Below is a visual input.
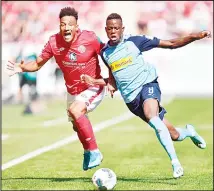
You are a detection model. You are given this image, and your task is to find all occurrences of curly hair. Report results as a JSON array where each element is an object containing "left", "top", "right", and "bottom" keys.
[
  {"left": 59, "top": 7, "right": 78, "bottom": 20},
  {"left": 106, "top": 13, "right": 122, "bottom": 22}
]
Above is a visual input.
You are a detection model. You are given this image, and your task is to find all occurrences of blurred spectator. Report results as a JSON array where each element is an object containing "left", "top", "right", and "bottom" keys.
[
  {"left": 137, "top": 21, "right": 149, "bottom": 35},
  {"left": 2, "top": 1, "right": 212, "bottom": 103},
  {"left": 136, "top": 1, "right": 213, "bottom": 40},
  {"left": 15, "top": 48, "right": 39, "bottom": 114},
  {"left": 3, "top": 1, "right": 212, "bottom": 43},
  {"left": 2, "top": 1, "right": 105, "bottom": 43}
]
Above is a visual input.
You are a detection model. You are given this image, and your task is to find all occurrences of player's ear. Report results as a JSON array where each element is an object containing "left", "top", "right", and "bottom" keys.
[
  {"left": 122, "top": 26, "right": 125, "bottom": 32},
  {"left": 76, "top": 24, "right": 79, "bottom": 31}
]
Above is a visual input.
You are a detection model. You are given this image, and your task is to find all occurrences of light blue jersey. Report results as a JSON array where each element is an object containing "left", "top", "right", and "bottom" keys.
[{"left": 100, "top": 35, "right": 160, "bottom": 103}]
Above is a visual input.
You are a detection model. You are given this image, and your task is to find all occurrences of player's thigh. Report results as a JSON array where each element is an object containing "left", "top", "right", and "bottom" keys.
[
  {"left": 67, "top": 95, "right": 87, "bottom": 121},
  {"left": 141, "top": 80, "right": 166, "bottom": 120},
  {"left": 79, "top": 86, "right": 106, "bottom": 113},
  {"left": 67, "top": 86, "right": 105, "bottom": 122},
  {"left": 19, "top": 75, "right": 27, "bottom": 89},
  {"left": 126, "top": 92, "right": 148, "bottom": 122}
]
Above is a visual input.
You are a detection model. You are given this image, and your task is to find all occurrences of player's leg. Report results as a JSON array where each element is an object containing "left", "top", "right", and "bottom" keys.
[
  {"left": 67, "top": 86, "right": 105, "bottom": 170},
  {"left": 163, "top": 118, "right": 206, "bottom": 149},
  {"left": 68, "top": 100, "right": 98, "bottom": 150},
  {"left": 23, "top": 79, "right": 38, "bottom": 115},
  {"left": 17, "top": 74, "right": 25, "bottom": 103},
  {"left": 163, "top": 118, "right": 179, "bottom": 140},
  {"left": 142, "top": 80, "right": 183, "bottom": 178},
  {"left": 20, "top": 76, "right": 34, "bottom": 115},
  {"left": 68, "top": 99, "right": 102, "bottom": 171}
]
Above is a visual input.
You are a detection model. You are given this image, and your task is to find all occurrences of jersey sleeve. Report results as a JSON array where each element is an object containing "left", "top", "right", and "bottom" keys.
[
  {"left": 94, "top": 35, "right": 105, "bottom": 55},
  {"left": 127, "top": 35, "right": 160, "bottom": 52},
  {"left": 39, "top": 40, "right": 53, "bottom": 60},
  {"left": 100, "top": 49, "right": 111, "bottom": 70}
]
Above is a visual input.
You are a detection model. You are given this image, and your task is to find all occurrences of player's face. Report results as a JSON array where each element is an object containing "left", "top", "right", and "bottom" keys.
[
  {"left": 60, "top": 16, "right": 78, "bottom": 43},
  {"left": 105, "top": 19, "right": 124, "bottom": 45}
]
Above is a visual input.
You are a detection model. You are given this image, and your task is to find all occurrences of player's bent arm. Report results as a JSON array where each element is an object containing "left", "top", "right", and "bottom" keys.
[
  {"left": 81, "top": 73, "right": 117, "bottom": 90},
  {"left": 20, "top": 56, "right": 49, "bottom": 72},
  {"left": 108, "top": 70, "right": 117, "bottom": 90},
  {"left": 92, "top": 78, "right": 108, "bottom": 86},
  {"left": 158, "top": 30, "right": 211, "bottom": 49},
  {"left": 81, "top": 74, "right": 107, "bottom": 86}
]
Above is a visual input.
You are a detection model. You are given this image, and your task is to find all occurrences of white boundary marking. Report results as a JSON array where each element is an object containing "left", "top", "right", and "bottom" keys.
[
  {"left": 2, "top": 96, "right": 175, "bottom": 171},
  {"left": 41, "top": 96, "right": 175, "bottom": 128},
  {"left": 2, "top": 134, "right": 9, "bottom": 140},
  {"left": 2, "top": 112, "right": 135, "bottom": 171},
  {"left": 42, "top": 117, "right": 67, "bottom": 127}
]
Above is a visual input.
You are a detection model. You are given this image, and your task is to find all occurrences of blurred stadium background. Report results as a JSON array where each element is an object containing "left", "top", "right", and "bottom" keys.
[
  {"left": 2, "top": 1, "right": 213, "bottom": 103},
  {"left": 2, "top": 1, "right": 213, "bottom": 190}
]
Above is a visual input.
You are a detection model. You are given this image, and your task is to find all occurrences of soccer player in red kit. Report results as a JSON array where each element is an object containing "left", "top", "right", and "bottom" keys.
[{"left": 7, "top": 7, "right": 105, "bottom": 171}]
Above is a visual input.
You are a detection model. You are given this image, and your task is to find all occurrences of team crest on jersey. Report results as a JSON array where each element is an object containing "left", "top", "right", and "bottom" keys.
[
  {"left": 59, "top": 47, "right": 65, "bottom": 51},
  {"left": 78, "top": 45, "right": 86, "bottom": 53},
  {"left": 69, "top": 52, "right": 77, "bottom": 61}
]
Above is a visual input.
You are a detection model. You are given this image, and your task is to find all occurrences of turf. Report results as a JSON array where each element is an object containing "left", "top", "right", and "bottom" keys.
[{"left": 2, "top": 97, "right": 213, "bottom": 190}]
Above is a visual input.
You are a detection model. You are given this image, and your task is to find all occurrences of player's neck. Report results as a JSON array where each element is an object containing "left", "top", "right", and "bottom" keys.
[
  {"left": 63, "top": 33, "right": 78, "bottom": 46},
  {"left": 109, "top": 40, "right": 120, "bottom": 46},
  {"left": 68, "top": 35, "right": 78, "bottom": 45},
  {"left": 109, "top": 35, "right": 123, "bottom": 46}
]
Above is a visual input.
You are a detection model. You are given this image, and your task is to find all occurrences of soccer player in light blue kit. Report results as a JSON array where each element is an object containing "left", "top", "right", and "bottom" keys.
[{"left": 81, "top": 13, "right": 211, "bottom": 178}]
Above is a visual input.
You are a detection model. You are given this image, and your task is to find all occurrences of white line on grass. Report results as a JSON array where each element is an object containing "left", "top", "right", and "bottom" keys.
[
  {"left": 2, "top": 112, "right": 135, "bottom": 171},
  {"left": 42, "top": 117, "right": 67, "bottom": 127},
  {"left": 2, "top": 134, "right": 9, "bottom": 140},
  {"left": 41, "top": 95, "right": 175, "bottom": 128},
  {"left": 2, "top": 96, "right": 175, "bottom": 170}
]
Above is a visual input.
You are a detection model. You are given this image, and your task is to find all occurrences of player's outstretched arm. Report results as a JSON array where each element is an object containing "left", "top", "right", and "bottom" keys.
[
  {"left": 7, "top": 57, "right": 48, "bottom": 77},
  {"left": 158, "top": 30, "right": 211, "bottom": 49}
]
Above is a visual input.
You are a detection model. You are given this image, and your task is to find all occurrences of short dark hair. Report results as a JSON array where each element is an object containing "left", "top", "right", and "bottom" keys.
[
  {"left": 106, "top": 13, "right": 122, "bottom": 22},
  {"left": 59, "top": 7, "right": 78, "bottom": 20}
]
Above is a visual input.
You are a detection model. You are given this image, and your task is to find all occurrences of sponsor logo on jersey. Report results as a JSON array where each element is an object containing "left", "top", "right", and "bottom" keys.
[
  {"left": 110, "top": 57, "right": 133, "bottom": 72},
  {"left": 78, "top": 45, "right": 86, "bottom": 53}
]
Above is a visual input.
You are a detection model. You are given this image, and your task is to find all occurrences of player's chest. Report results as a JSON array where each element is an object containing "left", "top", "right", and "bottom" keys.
[
  {"left": 54, "top": 43, "right": 96, "bottom": 65},
  {"left": 104, "top": 43, "right": 138, "bottom": 72}
]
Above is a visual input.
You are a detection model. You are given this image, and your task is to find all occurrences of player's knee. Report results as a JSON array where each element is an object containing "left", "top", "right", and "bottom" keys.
[
  {"left": 68, "top": 107, "right": 80, "bottom": 120},
  {"left": 68, "top": 102, "right": 86, "bottom": 120},
  {"left": 170, "top": 130, "right": 180, "bottom": 141},
  {"left": 70, "top": 121, "right": 78, "bottom": 132},
  {"left": 143, "top": 99, "right": 159, "bottom": 122},
  {"left": 72, "top": 123, "right": 78, "bottom": 132}
]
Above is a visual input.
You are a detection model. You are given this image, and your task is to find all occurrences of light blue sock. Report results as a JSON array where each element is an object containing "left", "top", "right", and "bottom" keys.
[
  {"left": 149, "top": 116, "right": 178, "bottom": 161},
  {"left": 175, "top": 127, "right": 192, "bottom": 141}
]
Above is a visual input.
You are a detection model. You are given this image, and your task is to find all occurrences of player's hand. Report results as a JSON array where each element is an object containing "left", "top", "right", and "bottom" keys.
[
  {"left": 197, "top": 30, "right": 212, "bottom": 39},
  {"left": 7, "top": 60, "right": 24, "bottom": 77},
  {"left": 107, "top": 83, "right": 116, "bottom": 98},
  {"left": 80, "top": 74, "right": 95, "bottom": 85}
]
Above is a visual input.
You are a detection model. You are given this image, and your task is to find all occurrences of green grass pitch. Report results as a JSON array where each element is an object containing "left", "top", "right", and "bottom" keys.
[{"left": 2, "top": 96, "right": 213, "bottom": 190}]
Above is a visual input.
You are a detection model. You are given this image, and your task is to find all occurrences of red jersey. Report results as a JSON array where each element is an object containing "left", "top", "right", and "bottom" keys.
[{"left": 39, "top": 30, "right": 105, "bottom": 95}]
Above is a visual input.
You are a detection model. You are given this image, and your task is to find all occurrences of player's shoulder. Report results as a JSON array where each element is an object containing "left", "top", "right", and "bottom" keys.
[
  {"left": 124, "top": 34, "right": 158, "bottom": 46},
  {"left": 48, "top": 33, "right": 59, "bottom": 40},
  {"left": 126, "top": 34, "right": 156, "bottom": 41},
  {"left": 124, "top": 34, "right": 145, "bottom": 40},
  {"left": 80, "top": 30, "right": 97, "bottom": 39},
  {"left": 100, "top": 43, "right": 108, "bottom": 53},
  {"left": 46, "top": 33, "right": 64, "bottom": 49}
]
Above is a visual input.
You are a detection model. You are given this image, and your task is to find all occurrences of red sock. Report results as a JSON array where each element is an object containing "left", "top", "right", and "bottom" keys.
[
  {"left": 75, "top": 115, "right": 98, "bottom": 150},
  {"left": 76, "top": 131, "right": 84, "bottom": 145}
]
